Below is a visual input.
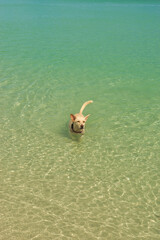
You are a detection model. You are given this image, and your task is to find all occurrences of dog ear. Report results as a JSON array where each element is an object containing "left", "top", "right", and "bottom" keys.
[
  {"left": 85, "top": 114, "right": 90, "bottom": 121},
  {"left": 70, "top": 114, "right": 76, "bottom": 121}
]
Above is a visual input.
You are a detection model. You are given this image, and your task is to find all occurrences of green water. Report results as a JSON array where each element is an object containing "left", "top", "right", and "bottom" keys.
[{"left": 0, "top": 0, "right": 160, "bottom": 239}]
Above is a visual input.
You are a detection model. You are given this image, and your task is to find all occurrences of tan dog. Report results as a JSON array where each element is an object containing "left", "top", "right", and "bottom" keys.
[{"left": 69, "top": 100, "right": 93, "bottom": 135}]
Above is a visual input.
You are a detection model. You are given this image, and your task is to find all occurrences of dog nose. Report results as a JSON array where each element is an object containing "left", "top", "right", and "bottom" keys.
[{"left": 80, "top": 125, "right": 83, "bottom": 129}]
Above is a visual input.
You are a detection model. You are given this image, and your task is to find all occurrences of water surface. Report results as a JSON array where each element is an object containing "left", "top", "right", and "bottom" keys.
[{"left": 0, "top": 0, "right": 160, "bottom": 239}]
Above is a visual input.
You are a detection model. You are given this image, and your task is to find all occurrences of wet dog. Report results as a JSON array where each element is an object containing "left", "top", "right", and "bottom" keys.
[{"left": 69, "top": 100, "right": 93, "bottom": 135}]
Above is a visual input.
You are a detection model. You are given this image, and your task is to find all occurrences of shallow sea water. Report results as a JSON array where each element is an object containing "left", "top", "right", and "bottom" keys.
[{"left": 0, "top": 0, "right": 160, "bottom": 239}]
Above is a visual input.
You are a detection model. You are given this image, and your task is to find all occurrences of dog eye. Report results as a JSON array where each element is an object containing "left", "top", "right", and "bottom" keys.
[
  {"left": 83, "top": 121, "right": 85, "bottom": 123},
  {"left": 77, "top": 121, "right": 80, "bottom": 123}
]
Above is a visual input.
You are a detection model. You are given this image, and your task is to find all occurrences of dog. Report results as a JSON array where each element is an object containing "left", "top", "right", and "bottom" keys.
[{"left": 69, "top": 100, "right": 93, "bottom": 135}]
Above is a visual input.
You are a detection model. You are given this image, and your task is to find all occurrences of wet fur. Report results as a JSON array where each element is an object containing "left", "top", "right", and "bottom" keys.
[{"left": 69, "top": 100, "right": 93, "bottom": 135}]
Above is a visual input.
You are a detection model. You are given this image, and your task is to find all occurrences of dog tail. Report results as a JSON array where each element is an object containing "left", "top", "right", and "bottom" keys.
[{"left": 79, "top": 100, "right": 93, "bottom": 114}]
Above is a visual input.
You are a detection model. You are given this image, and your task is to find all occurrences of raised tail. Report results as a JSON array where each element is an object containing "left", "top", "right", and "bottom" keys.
[{"left": 79, "top": 100, "right": 93, "bottom": 114}]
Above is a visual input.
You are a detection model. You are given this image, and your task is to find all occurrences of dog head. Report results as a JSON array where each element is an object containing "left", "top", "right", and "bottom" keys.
[{"left": 70, "top": 113, "right": 90, "bottom": 132}]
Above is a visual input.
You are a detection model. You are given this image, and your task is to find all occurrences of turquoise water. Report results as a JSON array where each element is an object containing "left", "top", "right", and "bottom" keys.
[{"left": 0, "top": 0, "right": 160, "bottom": 239}]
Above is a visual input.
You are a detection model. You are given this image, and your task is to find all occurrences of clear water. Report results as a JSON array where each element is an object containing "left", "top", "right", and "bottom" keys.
[{"left": 0, "top": 0, "right": 160, "bottom": 239}]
